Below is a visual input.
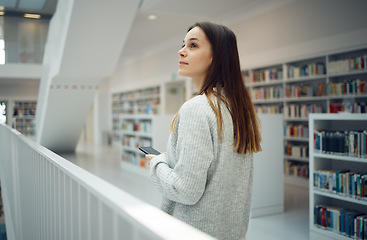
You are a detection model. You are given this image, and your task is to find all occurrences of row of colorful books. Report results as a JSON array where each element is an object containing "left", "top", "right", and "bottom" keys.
[
  {"left": 250, "top": 86, "right": 283, "bottom": 100},
  {"left": 285, "top": 84, "right": 313, "bottom": 98},
  {"left": 122, "top": 136, "right": 136, "bottom": 148},
  {"left": 120, "top": 98, "right": 160, "bottom": 109},
  {"left": 13, "top": 107, "right": 36, "bottom": 116},
  {"left": 122, "top": 120, "right": 152, "bottom": 133},
  {"left": 285, "top": 124, "right": 309, "bottom": 138},
  {"left": 286, "top": 79, "right": 366, "bottom": 98},
  {"left": 14, "top": 101, "right": 37, "bottom": 108},
  {"left": 313, "top": 170, "right": 367, "bottom": 199},
  {"left": 285, "top": 143, "right": 308, "bottom": 158},
  {"left": 118, "top": 87, "right": 160, "bottom": 100},
  {"left": 314, "top": 130, "right": 367, "bottom": 157},
  {"left": 314, "top": 205, "right": 367, "bottom": 239},
  {"left": 329, "top": 102, "right": 367, "bottom": 114},
  {"left": 287, "top": 62, "right": 326, "bottom": 78},
  {"left": 249, "top": 79, "right": 366, "bottom": 98},
  {"left": 284, "top": 103, "right": 323, "bottom": 119},
  {"left": 284, "top": 161, "right": 309, "bottom": 178},
  {"left": 122, "top": 136, "right": 152, "bottom": 148},
  {"left": 328, "top": 55, "right": 366, "bottom": 74},
  {"left": 14, "top": 126, "right": 35, "bottom": 135},
  {"left": 251, "top": 82, "right": 326, "bottom": 98},
  {"left": 328, "top": 79, "right": 366, "bottom": 96},
  {"left": 255, "top": 105, "right": 283, "bottom": 114},
  {"left": 250, "top": 68, "right": 283, "bottom": 83}
]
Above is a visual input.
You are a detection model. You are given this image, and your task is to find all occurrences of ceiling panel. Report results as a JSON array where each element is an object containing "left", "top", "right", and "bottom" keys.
[
  {"left": 0, "top": 0, "right": 16, "bottom": 8},
  {"left": 19, "top": 0, "right": 46, "bottom": 10}
]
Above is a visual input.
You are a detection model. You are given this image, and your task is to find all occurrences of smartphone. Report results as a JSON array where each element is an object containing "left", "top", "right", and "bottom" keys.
[{"left": 138, "top": 147, "right": 161, "bottom": 155}]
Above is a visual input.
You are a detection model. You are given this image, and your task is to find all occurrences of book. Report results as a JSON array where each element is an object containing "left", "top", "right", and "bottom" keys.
[
  {"left": 315, "top": 205, "right": 367, "bottom": 238},
  {"left": 313, "top": 130, "right": 367, "bottom": 157}
]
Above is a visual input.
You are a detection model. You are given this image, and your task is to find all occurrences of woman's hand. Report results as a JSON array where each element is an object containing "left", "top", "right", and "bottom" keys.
[
  {"left": 145, "top": 152, "right": 167, "bottom": 161},
  {"left": 145, "top": 154, "right": 157, "bottom": 161}
]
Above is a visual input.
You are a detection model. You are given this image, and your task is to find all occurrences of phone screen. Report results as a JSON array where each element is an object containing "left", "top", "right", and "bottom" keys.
[{"left": 139, "top": 147, "right": 161, "bottom": 155}]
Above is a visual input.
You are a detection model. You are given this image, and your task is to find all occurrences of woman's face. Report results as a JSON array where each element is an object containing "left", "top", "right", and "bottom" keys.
[{"left": 178, "top": 27, "right": 212, "bottom": 88}]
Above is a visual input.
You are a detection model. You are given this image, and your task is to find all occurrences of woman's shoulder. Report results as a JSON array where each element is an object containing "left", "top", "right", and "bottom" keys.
[{"left": 180, "top": 94, "right": 210, "bottom": 113}]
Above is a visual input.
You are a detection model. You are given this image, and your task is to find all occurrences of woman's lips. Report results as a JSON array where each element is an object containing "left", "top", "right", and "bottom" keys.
[{"left": 179, "top": 61, "right": 188, "bottom": 65}]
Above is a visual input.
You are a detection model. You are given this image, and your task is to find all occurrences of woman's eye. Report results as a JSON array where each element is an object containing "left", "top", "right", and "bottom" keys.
[{"left": 180, "top": 43, "right": 197, "bottom": 49}]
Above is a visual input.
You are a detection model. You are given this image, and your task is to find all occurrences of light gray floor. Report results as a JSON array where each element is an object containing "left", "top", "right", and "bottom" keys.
[{"left": 62, "top": 143, "right": 310, "bottom": 240}]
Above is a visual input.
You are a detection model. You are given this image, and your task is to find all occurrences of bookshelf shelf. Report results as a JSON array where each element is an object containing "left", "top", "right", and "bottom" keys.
[
  {"left": 313, "top": 189, "right": 367, "bottom": 206},
  {"left": 310, "top": 226, "right": 352, "bottom": 240},
  {"left": 284, "top": 155, "right": 309, "bottom": 163},
  {"left": 309, "top": 113, "right": 367, "bottom": 239},
  {"left": 122, "top": 130, "right": 153, "bottom": 138},
  {"left": 284, "top": 117, "right": 309, "bottom": 122},
  {"left": 328, "top": 69, "right": 367, "bottom": 78},
  {"left": 284, "top": 74, "right": 327, "bottom": 83},
  {"left": 313, "top": 152, "right": 367, "bottom": 163},
  {"left": 246, "top": 80, "right": 283, "bottom": 87},
  {"left": 243, "top": 46, "right": 367, "bottom": 189},
  {"left": 327, "top": 93, "right": 367, "bottom": 100},
  {"left": 253, "top": 99, "right": 284, "bottom": 104},
  {"left": 284, "top": 136, "right": 309, "bottom": 142},
  {"left": 284, "top": 96, "right": 328, "bottom": 102}
]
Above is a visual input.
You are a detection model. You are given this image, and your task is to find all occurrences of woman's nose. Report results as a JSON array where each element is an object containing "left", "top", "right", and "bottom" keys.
[{"left": 178, "top": 47, "right": 186, "bottom": 57}]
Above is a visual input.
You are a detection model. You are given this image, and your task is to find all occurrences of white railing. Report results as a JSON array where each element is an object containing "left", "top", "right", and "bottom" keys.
[{"left": 0, "top": 123, "right": 214, "bottom": 240}]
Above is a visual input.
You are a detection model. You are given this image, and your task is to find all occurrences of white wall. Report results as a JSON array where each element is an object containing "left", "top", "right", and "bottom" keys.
[
  {"left": 232, "top": 0, "right": 367, "bottom": 68},
  {"left": 108, "top": 45, "right": 179, "bottom": 93},
  {"left": 94, "top": 78, "right": 111, "bottom": 144},
  {"left": 0, "top": 83, "right": 38, "bottom": 100}
]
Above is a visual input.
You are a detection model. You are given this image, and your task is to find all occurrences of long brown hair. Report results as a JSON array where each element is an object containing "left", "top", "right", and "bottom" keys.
[{"left": 171, "top": 22, "right": 262, "bottom": 154}]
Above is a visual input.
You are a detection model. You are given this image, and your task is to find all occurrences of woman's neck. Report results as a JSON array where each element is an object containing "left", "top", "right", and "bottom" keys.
[{"left": 192, "top": 77, "right": 204, "bottom": 90}]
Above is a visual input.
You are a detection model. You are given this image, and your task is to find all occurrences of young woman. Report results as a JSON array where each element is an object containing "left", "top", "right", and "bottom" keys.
[{"left": 146, "top": 22, "right": 262, "bottom": 240}]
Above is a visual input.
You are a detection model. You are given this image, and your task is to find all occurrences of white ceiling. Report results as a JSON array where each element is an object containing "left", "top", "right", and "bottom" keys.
[
  {"left": 0, "top": 0, "right": 291, "bottom": 64},
  {"left": 0, "top": 0, "right": 295, "bottom": 81},
  {"left": 120, "top": 0, "right": 272, "bottom": 62}
]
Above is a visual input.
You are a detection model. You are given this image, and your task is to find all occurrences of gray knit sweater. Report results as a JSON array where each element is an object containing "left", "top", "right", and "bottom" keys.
[{"left": 150, "top": 94, "right": 254, "bottom": 240}]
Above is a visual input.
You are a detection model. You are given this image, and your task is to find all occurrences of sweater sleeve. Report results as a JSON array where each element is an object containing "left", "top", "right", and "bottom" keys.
[{"left": 150, "top": 99, "right": 214, "bottom": 205}]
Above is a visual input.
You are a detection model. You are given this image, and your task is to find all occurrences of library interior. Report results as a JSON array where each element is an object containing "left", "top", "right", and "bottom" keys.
[{"left": 0, "top": 0, "right": 367, "bottom": 239}]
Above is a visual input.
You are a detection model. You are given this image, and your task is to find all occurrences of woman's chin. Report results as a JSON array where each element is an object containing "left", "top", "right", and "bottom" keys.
[{"left": 177, "top": 70, "right": 189, "bottom": 77}]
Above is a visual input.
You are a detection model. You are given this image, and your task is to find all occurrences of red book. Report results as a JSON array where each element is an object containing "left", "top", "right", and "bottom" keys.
[{"left": 360, "top": 81, "right": 365, "bottom": 93}]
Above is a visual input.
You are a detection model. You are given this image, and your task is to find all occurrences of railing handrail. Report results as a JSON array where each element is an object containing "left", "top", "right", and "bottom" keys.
[{"left": 0, "top": 123, "right": 215, "bottom": 240}]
